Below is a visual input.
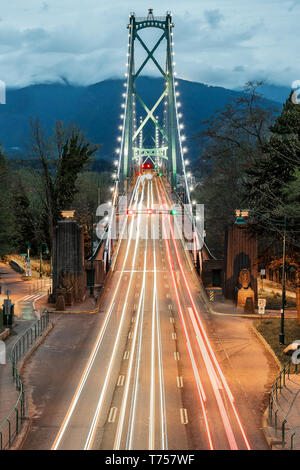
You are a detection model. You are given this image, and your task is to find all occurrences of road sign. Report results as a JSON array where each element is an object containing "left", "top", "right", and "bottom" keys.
[
  {"left": 258, "top": 306, "right": 265, "bottom": 315},
  {"left": 258, "top": 298, "right": 266, "bottom": 308}
]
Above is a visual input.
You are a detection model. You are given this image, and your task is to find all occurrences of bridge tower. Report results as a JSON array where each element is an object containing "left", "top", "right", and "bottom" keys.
[{"left": 116, "top": 9, "right": 191, "bottom": 201}]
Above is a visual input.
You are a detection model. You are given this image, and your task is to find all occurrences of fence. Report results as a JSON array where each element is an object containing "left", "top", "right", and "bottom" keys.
[
  {"left": 267, "top": 358, "right": 300, "bottom": 449},
  {"left": 0, "top": 311, "right": 50, "bottom": 450}
]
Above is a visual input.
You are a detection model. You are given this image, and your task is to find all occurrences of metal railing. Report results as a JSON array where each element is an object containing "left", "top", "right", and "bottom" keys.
[
  {"left": 0, "top": 311, "right": 50, "bottom": 450},
  {"left": 268, "top": 358, "right": 300, "bottom": 449}
]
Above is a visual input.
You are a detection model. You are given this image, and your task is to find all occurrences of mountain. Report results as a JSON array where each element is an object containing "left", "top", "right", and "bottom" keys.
[
  {"left": 0, "top": 77, "right": 280, "bottom": 162},
  {"left": 235, "top": 83, "right": 291, "bottom": 104}
]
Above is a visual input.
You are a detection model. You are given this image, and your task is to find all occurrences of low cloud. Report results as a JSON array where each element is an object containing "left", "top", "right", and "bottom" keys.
[
  {"left": 204, "top": 9, "right": 224, "bottom": 28},
  {"left": 0, "top": 0, "right": 298, "bottom": 89}
]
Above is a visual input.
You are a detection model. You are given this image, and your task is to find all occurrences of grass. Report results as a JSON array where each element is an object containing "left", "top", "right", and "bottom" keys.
[
  {"left": 1, "top": 254, "right": 51, "bottom": 277},
  {"left": 254, "top": 318, "right": 300, "bottom": 365},
  {"left": 258, "top": 290, "right": 296, "bottom": 310}
]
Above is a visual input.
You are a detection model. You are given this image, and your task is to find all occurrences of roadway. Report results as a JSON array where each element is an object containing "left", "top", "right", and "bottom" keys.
[{"left": 51, "top": 173, "right": 251, "bottom": 450}]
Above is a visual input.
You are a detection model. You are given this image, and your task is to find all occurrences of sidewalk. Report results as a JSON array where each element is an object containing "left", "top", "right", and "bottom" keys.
[
  {"left": 0, "top": 262, "right": 50, "bottom": 317},
  {"left": 0, "top": 318, "right": 33, "bottom": 422},
  {"left": 34, "top": 288, "right": 100, "bottom": 314}
]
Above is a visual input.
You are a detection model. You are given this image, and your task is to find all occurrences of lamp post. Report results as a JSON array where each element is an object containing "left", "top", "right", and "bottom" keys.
[
  {"left": 39, "top": 242, "right": 49, "bottom": 279},
  {"left": 90, "top": 216, "right": 95, "bottom": 296},
  {"left": 235, "top": 209, "right": 287, "bottom": 344}
]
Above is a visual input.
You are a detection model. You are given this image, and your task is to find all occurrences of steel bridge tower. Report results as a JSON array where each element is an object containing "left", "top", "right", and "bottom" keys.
[{"left": 116, "top": 9, "right": 191, "bottom": 202}]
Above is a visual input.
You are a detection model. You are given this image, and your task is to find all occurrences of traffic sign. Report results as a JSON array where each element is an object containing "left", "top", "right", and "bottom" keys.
[{"left": 258, "top": 298, "right": 266, "bottom": 308}]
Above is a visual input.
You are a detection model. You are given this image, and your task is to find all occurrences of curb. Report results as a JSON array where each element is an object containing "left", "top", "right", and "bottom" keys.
[
  {"left": 50, "top": 270, "right": 114, "bottom": 315},
  {"left": 249, "top": 323, "right": 283, "bottom": 450},
  {"left": 9, "top": 321, "right": 54, "bottom": 450},
  {"left": 249, "top": 323, "right": 282, "bottom": 370}
]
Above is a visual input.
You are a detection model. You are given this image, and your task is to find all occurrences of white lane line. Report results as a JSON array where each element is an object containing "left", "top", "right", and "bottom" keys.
[
  {"left": 123, "top": 351, "right": 130, "bottom": 360},
  {"left": 177, "top": 376, "right": 183, "bottom": 388},
  {"left": 174, "top": 352, "right": 180, "bottom": 361},
  {"left": 172, "top": 333, "right": 177, "bottom": 340},
  {"left": 108, "top": 407, "right": 118, "bottom": 423},
  {"left": 117, "top": 376, "right": 125, "bottom": 387},
  {"left": 180, "top": 408, "right": 188, "bottom": 425}
]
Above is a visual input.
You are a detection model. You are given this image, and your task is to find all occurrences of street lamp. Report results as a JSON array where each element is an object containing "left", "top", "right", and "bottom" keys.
[
  {"left": 39, "top": 243, "right": 49, "bottom": 279},
  {"left": 235, "top": 209, "right": 287, "bottom": 344}
]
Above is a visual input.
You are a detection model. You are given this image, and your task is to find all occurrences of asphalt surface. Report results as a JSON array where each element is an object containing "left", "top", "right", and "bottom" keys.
[{"left": 21, "top": 174, "right": 274, "bottom": 450}]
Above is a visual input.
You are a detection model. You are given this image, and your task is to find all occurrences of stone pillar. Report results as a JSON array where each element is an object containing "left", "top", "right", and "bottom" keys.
[
  {"left": 53, "top": 220, "right": 85, "bottom": 304},
  {"left": 224, "top": 224, "right": 258, "bottom": 302}
]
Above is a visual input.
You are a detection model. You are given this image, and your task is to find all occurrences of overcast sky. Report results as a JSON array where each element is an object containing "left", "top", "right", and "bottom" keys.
[{"left": 0, "top": 0, "right": 299, "bottom": 89}]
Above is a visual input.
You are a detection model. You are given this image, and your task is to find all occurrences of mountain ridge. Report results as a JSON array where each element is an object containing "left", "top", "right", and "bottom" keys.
[{"left": 0, "top": 77, "right": 284, "bottom": 161}]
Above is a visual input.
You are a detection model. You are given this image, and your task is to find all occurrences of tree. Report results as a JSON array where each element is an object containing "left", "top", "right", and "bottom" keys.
[
  {"left": 244, "top": 92, "right": 300, "bottom": 247},
  {"left": 0, "top": 148, "right": 13, "bottom": 255},
  {"left": 11, "top": 175, "right": 36, "bottom": 253},
  {"left": 195, "top": 82, "right": 277, "bottom": 257},
  {"left": 29, "top": 119, "right": 99, "bottom": 247}
]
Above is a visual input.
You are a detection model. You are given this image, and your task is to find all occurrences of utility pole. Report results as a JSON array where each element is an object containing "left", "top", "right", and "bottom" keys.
[{"left": 279, "top": 215, "right": 287, "bottom": 345}]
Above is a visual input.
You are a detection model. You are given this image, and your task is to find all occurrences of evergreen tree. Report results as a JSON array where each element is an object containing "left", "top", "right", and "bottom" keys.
[
  {"left": 244, "top": 93, "right": 300, "bottom": 218},
  {"left": 0, "top": 148, "right": 13, "bottom": 255},
  {"left": 11, "top": 176, "right": 36, "bottom": 253},
  {"left": 244, "top": 93, "right": 300, "bottom": 249}
]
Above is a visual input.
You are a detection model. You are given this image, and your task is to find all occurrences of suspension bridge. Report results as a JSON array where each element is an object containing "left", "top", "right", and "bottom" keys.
[{"left": 50, "top": 10, "right": 252, "bottom": 451}]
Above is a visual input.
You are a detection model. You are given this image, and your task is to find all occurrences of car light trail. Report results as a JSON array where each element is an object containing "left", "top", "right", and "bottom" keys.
[
  {"left": 152, "top": 180, "right": 168, "bottom": 450},
  {"left": 51, "top": 176, "right": 143, "bottom": 450},
  {"left": 85, "top": 179, "right": 146, "bottom": 450},
  {"left": 149, "top": 186, "right": 156, "bottom": 451},
  {"left": 115, "top": 198, "right": 149, "bottom": 450},
  {"left": 188, "top": 308, "right": 238, "bottom": 450},
  {"left": 155, "top": 179, "right": 213, "bottom": 450},
  {"left": 158, "top": 176, "right": 251, "bottom": 451}
]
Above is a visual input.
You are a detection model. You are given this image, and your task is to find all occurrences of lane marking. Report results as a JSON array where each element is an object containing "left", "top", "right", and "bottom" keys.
[
  {"left": 180, "top": 408, "right": 188, "bottom": 425},
  {"left": 177, "top": 376, "right": 183, "bottom": 388},
  {"left": 117, "top": 376, "right": 125, "bottom": 387},
  {"left": 108, "top": 407, "right": 118, "bottom": 423}
]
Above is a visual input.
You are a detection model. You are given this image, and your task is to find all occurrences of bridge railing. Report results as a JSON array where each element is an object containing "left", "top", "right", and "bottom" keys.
[
  {"left": 267, "top": 358, "right": 300, "bottom": 449},
  {"left": 0, "top": 311, "right": 50, "bottom": 450}
]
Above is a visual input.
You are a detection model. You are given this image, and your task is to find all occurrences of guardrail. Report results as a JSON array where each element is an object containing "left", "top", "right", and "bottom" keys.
[
  {"left": 267, "top": 358, "right": 300, "bottom": 449},
  {"left": 0, "top": 311, "right": 50, "bottom": 450}
]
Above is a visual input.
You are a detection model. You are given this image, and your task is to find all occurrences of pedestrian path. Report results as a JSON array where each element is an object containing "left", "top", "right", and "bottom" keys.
[{"left": 0, "top": 319, "right": 33, "bottom": 422}]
